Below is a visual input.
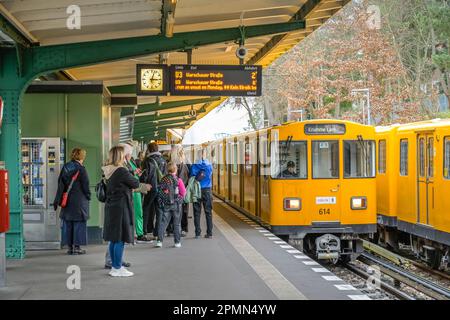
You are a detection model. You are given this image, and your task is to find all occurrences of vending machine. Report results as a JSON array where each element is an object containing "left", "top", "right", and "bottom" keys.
[{"left": 22, "top": 138, "right": 64, "bottom": 250}]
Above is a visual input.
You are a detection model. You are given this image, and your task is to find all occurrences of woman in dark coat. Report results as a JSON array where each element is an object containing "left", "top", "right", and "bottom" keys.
[
  {"left": 102, "top": 146, "right": 151, "bottom": 277},
  {"left": 53, "top": 148, "right": 91, "bottom": 255}
]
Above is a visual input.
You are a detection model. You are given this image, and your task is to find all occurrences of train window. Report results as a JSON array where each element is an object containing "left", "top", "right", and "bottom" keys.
[
  {"left": 232, "top": 143, "right": 238, "bottom": 174},
  {"left": 312, "top": 141, "right": 339, "bottom": 179},
  {"left": 245, "top": 142, "right": 252, "bottom": 176},
  {"left": 271, "top": 141, "right": 307, "bottom": 179},
  {"left": 419, "top": 138, "right": 425, "bottom": 177},
  {"left": 212, "top": 146, "right": 217, "bottom": 169},
  {"left": 219, "top": 144, "right": 223, "bottom": 169},
  {"left": 428, "top": 138, "right": 434, "bottom": 177},
  {"left": 444, "top": 137, "right": 450, "bottom": 179},
  {"left": 344, "top": 140, "right": 376, "bottom": 178},
  {"left": 378, "top": 140, "right": 386, "bottom": 174},
  {"left": 400, "top": 139, "right": 408, "bottom": 176}
]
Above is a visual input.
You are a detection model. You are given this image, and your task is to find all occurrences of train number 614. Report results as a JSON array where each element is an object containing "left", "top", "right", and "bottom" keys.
[{"left": 319, "top": 208, "right": 331, "bottom": 215}]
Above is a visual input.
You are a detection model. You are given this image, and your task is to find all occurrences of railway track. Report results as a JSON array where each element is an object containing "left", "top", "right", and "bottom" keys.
[
  {"left": 357, "top": 252, "right": 450, "bottom": 300},
  {"left": 217, "top": 198, "right": 450, "bottom": 300},
  {"left": 342, "top": 262, "right": 415, "bottom": 300}
]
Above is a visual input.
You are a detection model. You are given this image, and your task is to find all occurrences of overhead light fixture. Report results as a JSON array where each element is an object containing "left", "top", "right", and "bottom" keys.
[{"left": 165, "top": 12, "right": 175, "bottom": 38}]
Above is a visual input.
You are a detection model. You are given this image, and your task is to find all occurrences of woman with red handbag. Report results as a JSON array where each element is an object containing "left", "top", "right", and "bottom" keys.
[{"left": 53, "top": 148, "right": 91, "bottom": 255}]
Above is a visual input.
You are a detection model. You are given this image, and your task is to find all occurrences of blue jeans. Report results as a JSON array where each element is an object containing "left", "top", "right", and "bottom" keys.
[
  {"left": 109, "top": 241, "right": 125, "bottom": 269},
  {"left": 159, "top": 203, "right": 181, "bottom": 244}
]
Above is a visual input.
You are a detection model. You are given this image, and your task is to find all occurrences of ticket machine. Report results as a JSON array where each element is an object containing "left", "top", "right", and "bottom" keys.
[{"left": 22, "top": 138, "right": 64, "bottom": 250}]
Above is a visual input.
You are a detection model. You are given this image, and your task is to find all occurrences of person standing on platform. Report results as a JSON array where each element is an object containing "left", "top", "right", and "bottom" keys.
[
  {"left": 119, "top": 142, "right": 151, "bottom": 243},
  {"left": 155, "top": 162, "right": 186, "bottom": 248},
  {"left": 102, "top": 146, "right": 151, "bottom": 277},
  {"left": 53, "top": 148, "right": 91, "bottom": 255},
  {"left": 190, "top": 147, "right": 213, "bottom": 239},
  {"left": 170, "top": 144, "right": 190, "bottom": 236},
  {"left": 135, "top": 151, "right": 145, "bottom": 169},
  {"left": 141, "top": 142, "right": 167, "bottom": 240}
]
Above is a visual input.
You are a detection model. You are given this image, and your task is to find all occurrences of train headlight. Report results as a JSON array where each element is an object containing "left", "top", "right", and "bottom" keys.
[
  {"left": 284, "top": 198, "right": 301, "bottom": 211},
  {"left": 351, "top": 197, "right": 367, "bottom": 210}
]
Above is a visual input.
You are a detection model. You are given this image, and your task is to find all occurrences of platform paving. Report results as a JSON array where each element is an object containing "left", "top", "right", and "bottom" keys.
[{"left": 0, "top": 200, "right": 370, "bottom": 300}]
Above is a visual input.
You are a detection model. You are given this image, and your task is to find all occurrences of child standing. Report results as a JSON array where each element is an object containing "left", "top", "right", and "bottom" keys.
[{"left": 155, "top": 162, "right": 186, "bottom": 248}]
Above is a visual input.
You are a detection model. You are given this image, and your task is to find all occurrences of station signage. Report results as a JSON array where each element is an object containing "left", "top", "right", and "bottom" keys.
[
  {"left": 304, "top": 123, "right": 346, "bottom": 135},
  {"left": 136, "top": 64, "right": 262, "bottom": 97}
]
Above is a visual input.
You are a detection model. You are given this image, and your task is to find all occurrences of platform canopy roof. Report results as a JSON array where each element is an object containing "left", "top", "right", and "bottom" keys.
[{"left": 0, "top": 0, "right": 350, "bottom": 138}]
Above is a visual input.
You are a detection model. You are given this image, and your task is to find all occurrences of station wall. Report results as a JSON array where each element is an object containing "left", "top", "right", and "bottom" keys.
[{"left": 21, "top": 92, "right": 121, "bottom": 244}]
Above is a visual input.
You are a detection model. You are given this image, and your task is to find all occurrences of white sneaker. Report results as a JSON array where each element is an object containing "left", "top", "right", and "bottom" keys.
[
  {"left": 118, "top": 267, "right": 134, "bottom": 277},
  {"left": 174, "top": 243, "right": 181, "bottom": 248},
  {"left": 155, "top": 241, "right": 162, "bottom": 248},
  {"left": 109, "top": 267, "right": 121, "bottom": 277}
]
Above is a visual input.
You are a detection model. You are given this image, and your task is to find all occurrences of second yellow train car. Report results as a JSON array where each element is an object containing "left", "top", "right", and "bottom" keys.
[{"left": 376, "top": 119, "right": 450, "bottom": 268}]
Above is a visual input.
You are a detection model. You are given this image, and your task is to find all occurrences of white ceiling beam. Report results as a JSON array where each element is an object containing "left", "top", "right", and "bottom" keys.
[
  {"left": 13, "top": 3, "right": 162, "bottom": 22},
  {"left": 4, "top": 0, "right": 161, "bottom": 13},
  {"left": 24, "top": 11, "right": 161, "bottom": 32},
  {"left": 38, "top": 27, "right": 160, "bottom": 45}
]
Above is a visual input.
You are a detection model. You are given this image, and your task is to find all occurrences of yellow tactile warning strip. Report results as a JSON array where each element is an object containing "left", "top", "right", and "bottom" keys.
[{"left": 213, "top": 211, "right": 308, "bottom": 300}]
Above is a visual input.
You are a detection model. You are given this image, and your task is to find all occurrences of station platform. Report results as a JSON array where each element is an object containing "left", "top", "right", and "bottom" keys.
[{"left": 0, "top": 200, "right": 370, "bottom": 300}]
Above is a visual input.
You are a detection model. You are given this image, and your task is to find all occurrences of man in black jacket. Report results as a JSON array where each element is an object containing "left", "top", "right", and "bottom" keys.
[{"left": 141, "top": 142, "right": 167, "bottom": 239}]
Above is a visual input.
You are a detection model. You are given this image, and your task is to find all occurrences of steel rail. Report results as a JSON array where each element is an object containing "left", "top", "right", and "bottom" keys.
[
  {"left": 344, "top": 263, "right": 415, "bottom": 300},
  {"left": 360, "top": 252, "right": 450, "bottom": 300}
]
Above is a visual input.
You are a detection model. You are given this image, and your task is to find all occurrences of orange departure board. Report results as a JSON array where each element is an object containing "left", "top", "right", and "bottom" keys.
[{"left": 170, "top": 65, "right": 262, "bottom": 96}]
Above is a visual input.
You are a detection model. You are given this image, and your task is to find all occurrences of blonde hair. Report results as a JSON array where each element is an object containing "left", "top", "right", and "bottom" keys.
[
  {"left": 108, "top": 146, "right": 125, "bottom": 166},
  {"left": 167, "top": 161, "right": 177, "bottom": 174},
  {"left": 169, "top": 144, "right": 185, "bottom": 165},
  {"left": 118, "top": 142, "right": 133, "bottom": 157},
  {"left": 71, "top": 148, "right": 87, "bottom": 161}
]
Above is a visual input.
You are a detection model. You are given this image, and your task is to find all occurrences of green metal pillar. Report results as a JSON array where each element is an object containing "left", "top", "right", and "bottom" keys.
[{"left": 0, "top": 49, "right": 28, "bottom": 258}]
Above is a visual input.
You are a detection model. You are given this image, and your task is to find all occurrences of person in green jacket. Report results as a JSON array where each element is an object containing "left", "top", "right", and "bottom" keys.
[{"left": 120, "top": 142, "right": 152, "bottom": 243}]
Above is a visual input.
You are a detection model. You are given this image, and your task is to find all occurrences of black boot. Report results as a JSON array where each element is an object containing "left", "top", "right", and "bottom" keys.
[{"left": 73, "top": 246, "right": 86, "bottom": 255}]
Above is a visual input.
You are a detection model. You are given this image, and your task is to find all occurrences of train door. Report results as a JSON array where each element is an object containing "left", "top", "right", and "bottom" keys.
[
  {"left": 417, "top": 133, "right": 434, "bottom": 225},
  {"left": 259, "top": 130, "right": 270, "bottom": 222},
  {"left": 311, "top": 139, "right": 342, "bottom": 222},
  {"left": 255, "top": 134, "right": 261, "bottom": 218}
]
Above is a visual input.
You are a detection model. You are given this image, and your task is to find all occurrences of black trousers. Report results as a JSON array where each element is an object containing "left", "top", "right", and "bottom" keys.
[
  {"left": 193, "top": 188, "right": 213, "bottom": 236},
  {"left": 143, "top": 195, "right": 161, "bottom": 236},
  {"left": 181, "top": 203, "right": 189, "bottom": 232}
]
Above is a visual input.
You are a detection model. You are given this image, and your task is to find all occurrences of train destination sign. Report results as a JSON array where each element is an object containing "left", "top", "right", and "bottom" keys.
[
  {"left": 136, "top": 64, "right": 262, "bottom": 97},
  {"left": 170, "top": 65, "right": 262, "bottom": 96},
  {"left": 304, "top": 123, "right": 346, "bottom": 135}
]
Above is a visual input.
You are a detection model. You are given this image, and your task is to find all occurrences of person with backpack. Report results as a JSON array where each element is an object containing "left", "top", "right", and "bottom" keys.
[
  {"left": 141, "top": 142, "right": 167, "bottom": 240},
  {"left": 154, "top": 162, "right": 186, "bottom": 248},
  {"left": 53, "top": 148, "right": 91, "bottom": 255},
  {"left": 102, "top": 146, "right": 151, "bottom": 277},
  {"left": 190, "top": 147, "right": 214, "bottom": 239},
  {"left": 169, "top": 144, "right": 191, "bottom": 236}
]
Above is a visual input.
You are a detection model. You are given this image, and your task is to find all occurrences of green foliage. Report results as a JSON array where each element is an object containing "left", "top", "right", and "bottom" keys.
[{"left": 432, "top": 53, "right": 450, "bottom": 70}]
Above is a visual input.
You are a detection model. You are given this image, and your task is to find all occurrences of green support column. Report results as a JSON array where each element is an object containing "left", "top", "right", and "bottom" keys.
[{"left": 0, "top": 50, "right": 27, "bottom": 258}]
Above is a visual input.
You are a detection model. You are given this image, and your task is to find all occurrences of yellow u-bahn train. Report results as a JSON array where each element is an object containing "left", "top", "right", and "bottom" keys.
[
  {"left": 376, "top": 119, "right": 450, "bottom": 268},
  {"left": 186, "top": 120, "right": 378, "bottom": 262}
]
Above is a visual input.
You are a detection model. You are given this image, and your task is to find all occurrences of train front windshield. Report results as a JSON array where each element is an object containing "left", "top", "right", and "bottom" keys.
[
  {"left": 271, "top": 141, "right": 308, "bottom": 179},
  {"left": 343, "top": 140, "right": 376, "bottom": 178},
  {"left": 271, "top": 139, "right": 376, "bottom": 179}
]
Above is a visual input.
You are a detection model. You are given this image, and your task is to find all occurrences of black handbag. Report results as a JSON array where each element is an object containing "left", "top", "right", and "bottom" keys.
[{"left": 95, "top": 176, "right": 107, "bottom": 203}]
